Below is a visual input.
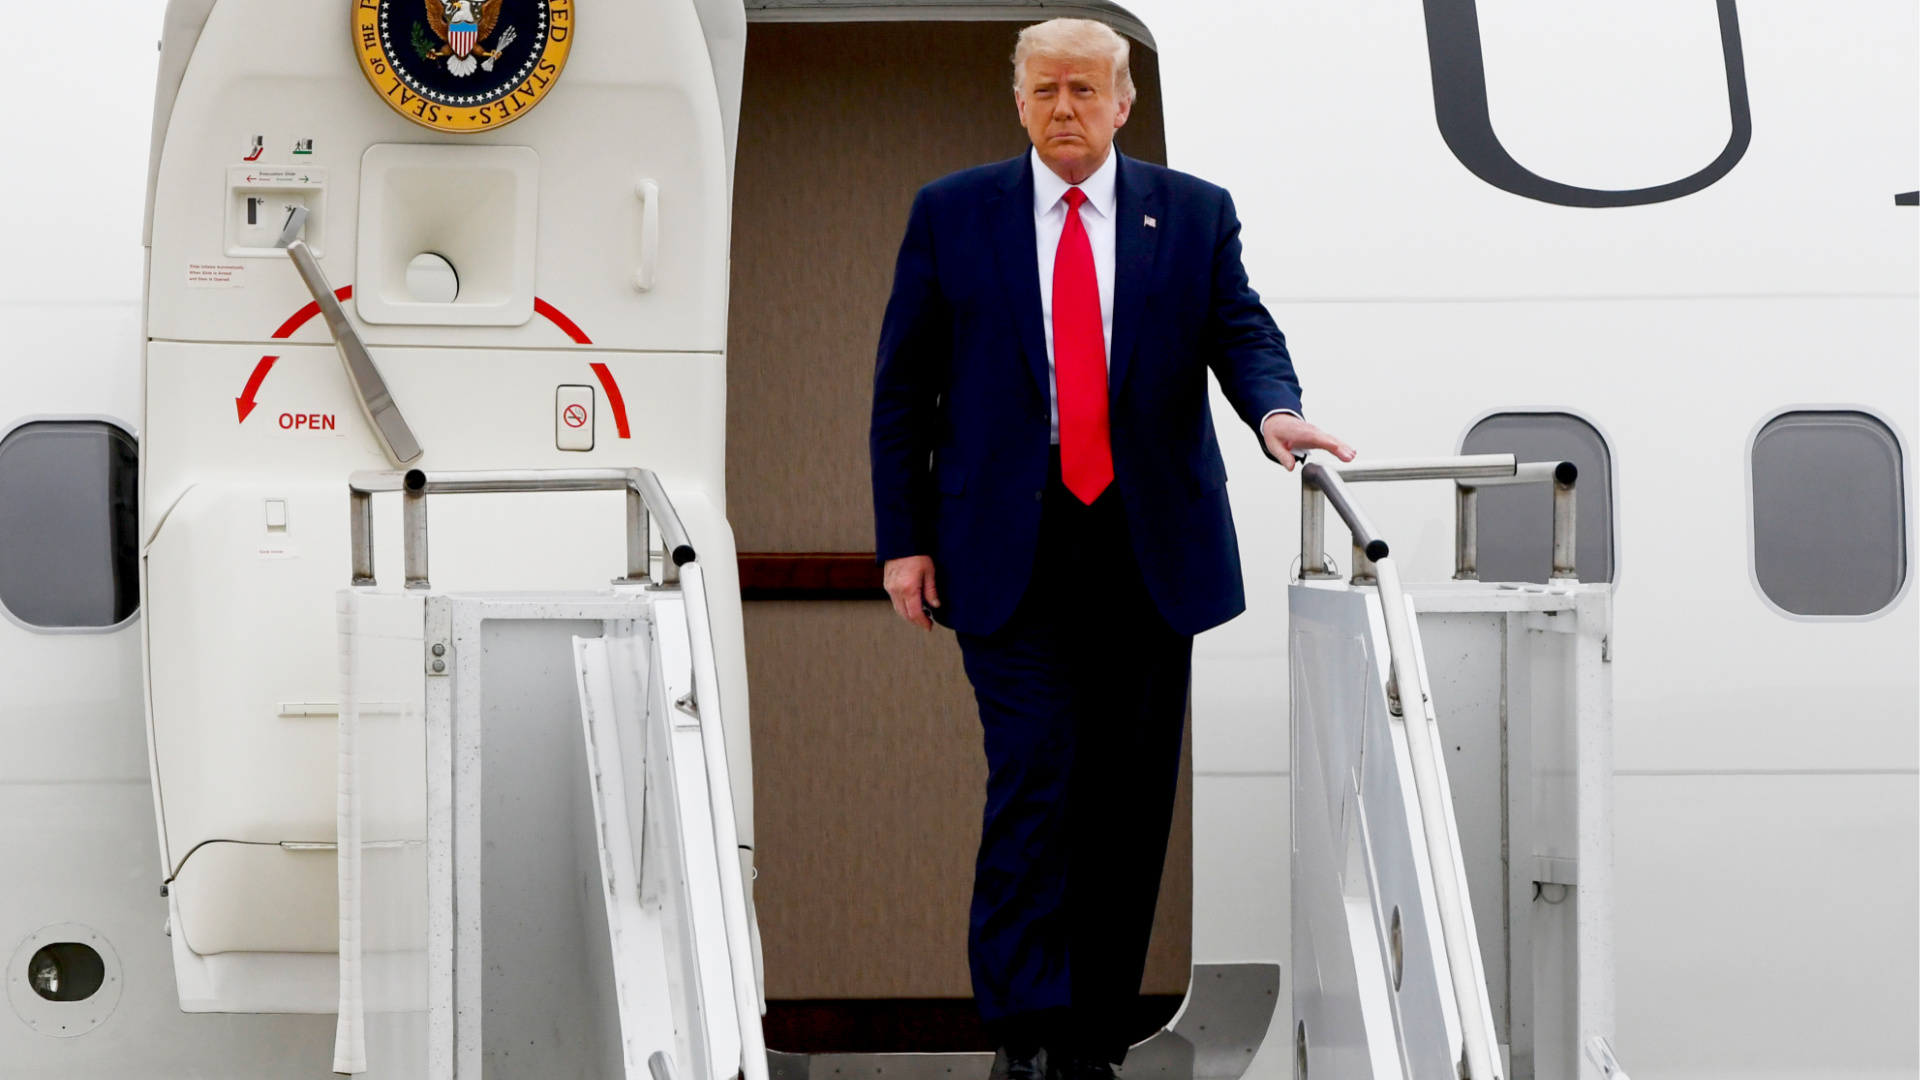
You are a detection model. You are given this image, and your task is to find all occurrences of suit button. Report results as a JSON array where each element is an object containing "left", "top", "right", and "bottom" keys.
[{"left": 1034, "top": 491, "right": 1044, "bottom": 501}]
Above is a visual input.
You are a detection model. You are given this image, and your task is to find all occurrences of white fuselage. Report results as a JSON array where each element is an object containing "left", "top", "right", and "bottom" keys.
[{"left": 0, "top": 1, "right": 1910, "bottom": 1077}]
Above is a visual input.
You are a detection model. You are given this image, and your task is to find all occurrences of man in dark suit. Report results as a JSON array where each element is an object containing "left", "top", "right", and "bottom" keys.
[{"left": 869, "top": 19, "right": 1353, "bottom": 1080}]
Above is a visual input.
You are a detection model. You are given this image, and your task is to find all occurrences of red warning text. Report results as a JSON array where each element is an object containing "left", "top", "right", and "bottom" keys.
[{"left": 279, "top": 413, "right": 338, "bottom": 432}]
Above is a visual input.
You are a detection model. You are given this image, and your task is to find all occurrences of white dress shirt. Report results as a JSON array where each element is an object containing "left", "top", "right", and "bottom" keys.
[
  {"left": 1032, "top": 148, "right": 1117, "bottom": 444},
  {"left": 1031, "top": 148, "right": 1297, "bottom": 447}
]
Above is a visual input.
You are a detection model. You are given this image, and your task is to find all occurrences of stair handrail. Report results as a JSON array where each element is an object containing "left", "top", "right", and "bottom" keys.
[
  {"left": 1300, "top": 453, "right": 1578, "bottom": 583},
  {"left": 1299, "top": 459, "right": 1503, "bottom": 1080},
  {"left": 346, "top": 467, "right": 697, "bottom": 589},
  {"left": 676, "top": 561, "right": 772, "bottom": 1080}
]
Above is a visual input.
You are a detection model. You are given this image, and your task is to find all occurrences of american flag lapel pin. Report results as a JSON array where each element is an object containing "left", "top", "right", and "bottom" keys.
[{"left": 1143, "top": 215, "right": 1157, "bottom": 228}]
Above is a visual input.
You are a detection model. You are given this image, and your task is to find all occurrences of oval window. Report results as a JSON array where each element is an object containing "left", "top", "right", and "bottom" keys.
[{"left": 0, "top": 421, "right": 140, "bottom": 629}]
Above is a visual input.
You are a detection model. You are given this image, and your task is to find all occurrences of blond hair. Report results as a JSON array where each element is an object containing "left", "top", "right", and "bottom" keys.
[{"left": 1012, "top": 18, "right": 1135, "bottom": 103}]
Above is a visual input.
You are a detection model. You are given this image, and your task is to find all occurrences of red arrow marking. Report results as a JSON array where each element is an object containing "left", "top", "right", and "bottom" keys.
[
  {"left": 246, "top": 289, "right": 609, "bottom": 431},
  {"left": 589, "top": 363, "right": 630, "bottom": 439},
  {"left": 240, "top": 285, "right": 352, "bottom": 423},
  {"left": 237, "top": 356, "right": 278, "bottom": 423}
]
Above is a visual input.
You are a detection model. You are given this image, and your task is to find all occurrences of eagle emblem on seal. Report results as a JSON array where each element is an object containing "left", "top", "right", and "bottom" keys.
[
  {"left": 354, "top": 0, "right": 573, "bottom": 132},
  {"left": 415, "top": 0, "right": 519, "bottom": 77}
]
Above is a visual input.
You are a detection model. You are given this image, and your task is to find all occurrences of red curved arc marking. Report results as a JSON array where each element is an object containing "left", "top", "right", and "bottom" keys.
[
  {"left": 272, "top": 285, "right": 352, "bottom": 340},
  {"left": 243, "top": 289, "right": 624, "bottom": 438},
  {"left": 241, "top": 285, "right": 352, "bottom": 424},
  {"left": 534, "top": 297, "right": 627, "bottom": 441},
  {"left": 534, "top": 297, "right": 592, "bottom": 345},
  {"left": 589, "top": 363, "right": 631, "bottom": 439}
]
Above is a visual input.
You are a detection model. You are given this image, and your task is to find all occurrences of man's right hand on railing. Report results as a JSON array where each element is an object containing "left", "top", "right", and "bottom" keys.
[
  {"left": 884, "top": 555, "right": 941, "bottom": 631},
  {"left": 1262, "top": 412, "right": 1356, "bottom": 471}
]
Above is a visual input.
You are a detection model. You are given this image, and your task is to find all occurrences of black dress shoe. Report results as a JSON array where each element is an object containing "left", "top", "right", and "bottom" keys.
[
  {"left": 1047, "top": 1056, "right": 1117, "bottom": 1080},
  {"left": 990, "top": 1047, "right": 1047, "bottom": 1080}
]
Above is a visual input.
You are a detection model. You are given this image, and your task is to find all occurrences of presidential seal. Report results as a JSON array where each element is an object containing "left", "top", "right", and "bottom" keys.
[{"left": 354, "top": 0, "right": 572, "bottom": 133}]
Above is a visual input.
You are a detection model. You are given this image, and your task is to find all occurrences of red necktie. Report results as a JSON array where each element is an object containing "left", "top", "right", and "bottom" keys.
[{"left": 1053, "top": 187, "right": 1113, "bottom": 505}]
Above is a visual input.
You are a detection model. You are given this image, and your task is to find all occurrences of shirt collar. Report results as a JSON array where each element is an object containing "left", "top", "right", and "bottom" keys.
[{"left": 1030, "top": 146, "right": 1118, "bottom": 220}]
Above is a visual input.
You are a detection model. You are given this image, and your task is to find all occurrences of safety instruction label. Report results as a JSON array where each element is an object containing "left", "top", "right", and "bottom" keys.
[
  {"left": 187, "top": 263, "right": 246, "bottom": 288},
  {"left": 236, "top": 167, "right": 324, "bottom": 187}
]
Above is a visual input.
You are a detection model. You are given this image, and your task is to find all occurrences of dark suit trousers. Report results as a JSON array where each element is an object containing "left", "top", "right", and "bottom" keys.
[{"left": 956, "top": 453, "right": 1192, "bottom": 1063}]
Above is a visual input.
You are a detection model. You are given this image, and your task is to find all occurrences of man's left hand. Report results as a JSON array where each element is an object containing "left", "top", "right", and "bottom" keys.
[{"left": 1262, "top": 413, "right": 1356, "bottom": 470}]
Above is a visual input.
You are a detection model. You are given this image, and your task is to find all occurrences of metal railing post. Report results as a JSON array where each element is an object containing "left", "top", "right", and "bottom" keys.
[
  {"left": 350, "top": 489, "right": 376, "bottom": 586},
  {"left": 1351, "top": 539, "right": 1378, "bottom": 585},
  {"left": 1300, "top": 463, "right": 1389, "bottom": 565},
  {"left": 624, "top": 486, "right": 651, "bottom": 584},
  {"left": 1454, "top": 484, "right": 1479, "bottom": 580},
  {"left": 403, "top": 469, "right": 430, "bottom": 590},
  {"left": 632, "top": 470, "right": 689, "bottom": 586},
  {"left": 1551, "top": 461, "right": 1578, "bottom": 580},
  {"left": 1300, "top": 484, "right": 1336, "bottom": 579}
]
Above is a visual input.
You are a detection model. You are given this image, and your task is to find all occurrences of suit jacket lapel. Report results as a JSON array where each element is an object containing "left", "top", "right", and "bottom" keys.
[
  {"left": 989, "top": 155, "right": 1053, "bottom": 405},
  {"left": 1109, "top": 153, "right": 1160, "bottom": 402}
]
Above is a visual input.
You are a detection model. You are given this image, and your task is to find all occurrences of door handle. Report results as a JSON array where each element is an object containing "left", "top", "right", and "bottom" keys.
[
  {"left": 277, "top": 207, "right": 423, "bottom": 465},
  {"left": 634, "top": 178, "right": 659, "bottom": 291}
]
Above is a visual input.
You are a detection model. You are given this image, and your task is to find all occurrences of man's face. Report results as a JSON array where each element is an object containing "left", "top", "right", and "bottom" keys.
[{"left": 1017, "top": 53, "right": 1131, "bottom": 182}]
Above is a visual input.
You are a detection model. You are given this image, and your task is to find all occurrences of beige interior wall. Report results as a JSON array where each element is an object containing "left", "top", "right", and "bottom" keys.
[
  {"left": 727, "top": 21, "right": 1165, "bottom": 553},
  {"left": 728, "top": 21, "right": 1186, "bottom": 1001}
]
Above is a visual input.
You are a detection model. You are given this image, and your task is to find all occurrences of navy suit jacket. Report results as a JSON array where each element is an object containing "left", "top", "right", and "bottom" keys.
[{"left": 870, "top": 152, "right": 1305, "bottom": 638}]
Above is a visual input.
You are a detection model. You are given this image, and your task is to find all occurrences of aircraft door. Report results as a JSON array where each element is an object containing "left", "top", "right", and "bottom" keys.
[
  {"left": 724, "top": 18, "right": 1192, "bottom": 1048},
  {"left": 140, "top": 0, "right": 746, "bottom": 1060}
]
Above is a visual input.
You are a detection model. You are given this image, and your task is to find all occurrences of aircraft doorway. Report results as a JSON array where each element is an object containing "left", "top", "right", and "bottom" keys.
[{"left": 725, "top": 15, "right": 1186, "bottom": 1052}]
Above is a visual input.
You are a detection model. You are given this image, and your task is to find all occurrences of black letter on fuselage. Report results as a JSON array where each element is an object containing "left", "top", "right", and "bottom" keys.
[{"left": 1421, "top": 0, "right": 1751, "bottom": 207}]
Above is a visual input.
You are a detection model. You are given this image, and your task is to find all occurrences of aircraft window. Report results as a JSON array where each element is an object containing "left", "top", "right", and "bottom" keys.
[
  {"left": 1750, "top": 411, "right": 1907, "bottom": 617},
  {"left": 0, "top": 422, "right": 139, "bottom": 629},
  {"left": 1461, "top": 412, "right": 1614, "bottom": 583}
]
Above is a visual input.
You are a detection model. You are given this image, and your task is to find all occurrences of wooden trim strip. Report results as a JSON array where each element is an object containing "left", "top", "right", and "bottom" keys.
[{"left": 738, "top": 553, "right": 887, "bottom": 600}]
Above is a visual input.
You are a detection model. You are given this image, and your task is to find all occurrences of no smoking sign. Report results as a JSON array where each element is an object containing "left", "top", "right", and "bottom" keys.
[{"left": 556, "top": 385, "right": 595, "bottom": 451}]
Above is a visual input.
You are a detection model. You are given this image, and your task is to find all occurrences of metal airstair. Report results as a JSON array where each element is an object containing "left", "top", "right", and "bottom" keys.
[
  {"left": 320, "top": 451, "right": 1625, "bottom": 1080},
  {"left": 330, "top": 468, "right": 766, "bottom": 1080},
  {"left": 1290, "top": 457, "right": 1623, "bottom": 1080}
]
